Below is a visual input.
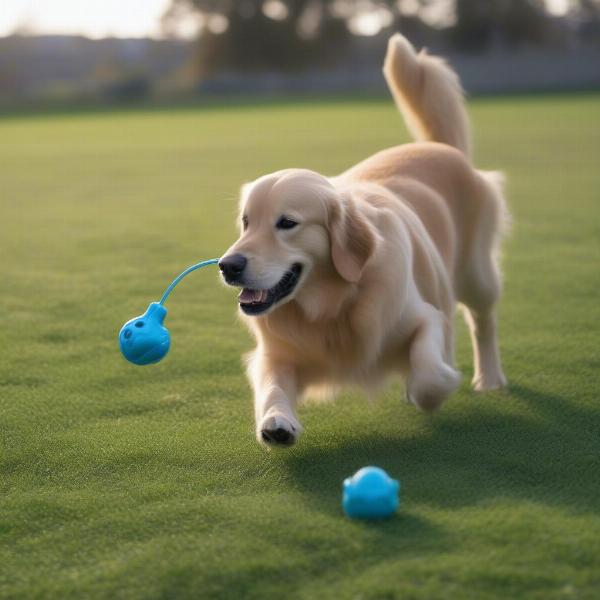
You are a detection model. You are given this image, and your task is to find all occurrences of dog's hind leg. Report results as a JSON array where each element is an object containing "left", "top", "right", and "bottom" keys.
[
  {"left": 462, "top": 304, "right": 506, "bottom": 391},
  {"left": 406, "top": 304, "right": 462, "bottom": 411},
  {"left": 459, "top": 248, "right": 507, "bottom": 391},
  {"left": 458, "top": 173, "right": 508, "bottom": 391}
]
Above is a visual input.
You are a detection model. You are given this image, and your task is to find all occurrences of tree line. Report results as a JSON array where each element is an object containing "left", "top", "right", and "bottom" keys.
[{"left": 163, "top": 0, "right": 600, "bottom": 76}]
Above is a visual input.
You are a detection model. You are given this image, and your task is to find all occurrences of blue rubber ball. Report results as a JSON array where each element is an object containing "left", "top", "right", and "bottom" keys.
[
  {"left": 342, "top": 466, "right": 400, "bottom": 519},
  {"left": 119, "top": 302, "right": 170, "bottom": 365}
]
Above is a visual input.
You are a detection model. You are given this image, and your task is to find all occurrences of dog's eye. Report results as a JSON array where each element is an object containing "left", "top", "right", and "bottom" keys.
[
  {"left": 242, "top": 215, "right": 248, "bottom": 231},
  {"left": 276, "top": 216, "right": 298, "bottom": 230}
]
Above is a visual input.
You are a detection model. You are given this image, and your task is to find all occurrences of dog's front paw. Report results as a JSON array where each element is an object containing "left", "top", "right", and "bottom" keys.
[{"left": 258, "top": 411, "right": 302, "bottom": 447}]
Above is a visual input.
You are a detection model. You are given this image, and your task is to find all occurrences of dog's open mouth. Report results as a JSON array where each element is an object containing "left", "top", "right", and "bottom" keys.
[{"left": 238, "top": 264, "right": 303, "bottom": 316}]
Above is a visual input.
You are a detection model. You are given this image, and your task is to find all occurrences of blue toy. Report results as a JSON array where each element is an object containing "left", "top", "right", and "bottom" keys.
[
  {"left": 342, "top": 466, "right": 400, "bottom": 519},
  {"left": 119, "top": 258, "right": 219, "bottom": 366}
]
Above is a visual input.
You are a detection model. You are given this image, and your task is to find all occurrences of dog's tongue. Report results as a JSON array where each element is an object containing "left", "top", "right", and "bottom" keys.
[{"left": 239, "top": 288, "right": 267, "bottom": 304}]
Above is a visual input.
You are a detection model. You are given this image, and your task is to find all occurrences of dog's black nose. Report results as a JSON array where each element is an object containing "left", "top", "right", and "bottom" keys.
[{"left": 219, "top": 253, "right": 247, "bottom": 282}]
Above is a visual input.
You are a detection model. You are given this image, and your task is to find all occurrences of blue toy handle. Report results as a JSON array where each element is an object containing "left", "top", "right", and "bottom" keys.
[{"left": 159, "top": 258, "right": 219, "bottom": 305}]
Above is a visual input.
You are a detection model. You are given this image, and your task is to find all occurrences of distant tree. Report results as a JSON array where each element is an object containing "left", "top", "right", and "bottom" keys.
[
  {"left": 451, "top": 0, "right": 555, "bottom": 51},
  {"left": 575, "top": 0, "right": 600, "bottom": 43},
  {"left": 162, "top": 0, "right": 352, "bottom": 77},
  {"left": 575, "top": 0, "right": 600, "bottom": 18},
  {"left": 163, "top": 0, "right": 596, "bottom": 77}
]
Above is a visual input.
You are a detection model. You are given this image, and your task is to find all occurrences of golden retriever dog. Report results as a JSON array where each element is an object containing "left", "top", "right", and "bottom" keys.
[{"left": 219, "top": 34, "right": 508, "bottom": 447}]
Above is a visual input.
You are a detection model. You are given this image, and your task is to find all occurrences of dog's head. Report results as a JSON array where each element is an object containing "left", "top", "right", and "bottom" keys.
[{"left": 219, "top": 169, "right": 376, "bottom": 317}]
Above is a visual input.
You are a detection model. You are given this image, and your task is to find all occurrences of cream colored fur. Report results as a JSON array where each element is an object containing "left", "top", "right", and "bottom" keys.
[
  {"left": 383, "top": 33, "right": 472, "bottom": 157},
  {"left": 221, "top": 34, "right": 509, "bottom": 447}
]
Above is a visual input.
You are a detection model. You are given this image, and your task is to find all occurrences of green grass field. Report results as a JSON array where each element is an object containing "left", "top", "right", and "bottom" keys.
[{"left": 1, "top": 93, "right": 599, "bottom": 599}]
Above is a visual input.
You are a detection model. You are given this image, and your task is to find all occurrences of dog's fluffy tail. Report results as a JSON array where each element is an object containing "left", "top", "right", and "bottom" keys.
[{"left": 383, "top": 34, "right": 471, "bottom": 158}]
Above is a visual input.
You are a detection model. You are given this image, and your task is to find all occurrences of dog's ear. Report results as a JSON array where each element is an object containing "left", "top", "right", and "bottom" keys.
[{"left": 329, "top": 195, "right": 376, "bottom": 283}]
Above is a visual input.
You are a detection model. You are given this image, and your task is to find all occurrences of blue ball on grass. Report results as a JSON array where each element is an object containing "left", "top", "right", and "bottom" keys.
[{"left": 343, "top": 466, "right": 400, "bottom": 519}]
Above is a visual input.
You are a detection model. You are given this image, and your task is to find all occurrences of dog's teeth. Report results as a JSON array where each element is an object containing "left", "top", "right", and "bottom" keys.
[
  {"left": 239, "top": 289, "right": 260, "bottom": 303},
  {"left": 238, "top": 288, "right": 269, "bottom": 305}
]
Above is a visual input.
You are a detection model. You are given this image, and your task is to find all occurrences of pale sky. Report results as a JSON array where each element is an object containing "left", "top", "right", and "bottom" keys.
[
  {"left": 0, "top": 0, "right": 171, "bottom": 38},
  {"left": 0, "top": 0, "right": 571, "bottom": 39}
]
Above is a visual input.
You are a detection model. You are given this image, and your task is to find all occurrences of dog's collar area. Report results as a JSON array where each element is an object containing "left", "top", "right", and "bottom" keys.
[{"left": 239, "top": 263, "right": 303, "bottom": 315}]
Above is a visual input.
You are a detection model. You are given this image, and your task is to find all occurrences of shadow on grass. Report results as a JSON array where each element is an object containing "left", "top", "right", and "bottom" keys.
[
  {"left": 153, "top": 513, "right": 446, "bottom": 600},
  {"left": 150, "top": 382, "right": 600, "bottom": 598},
  {"left": 280, "top": 383, "right": 600, "bottom": 516}
]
